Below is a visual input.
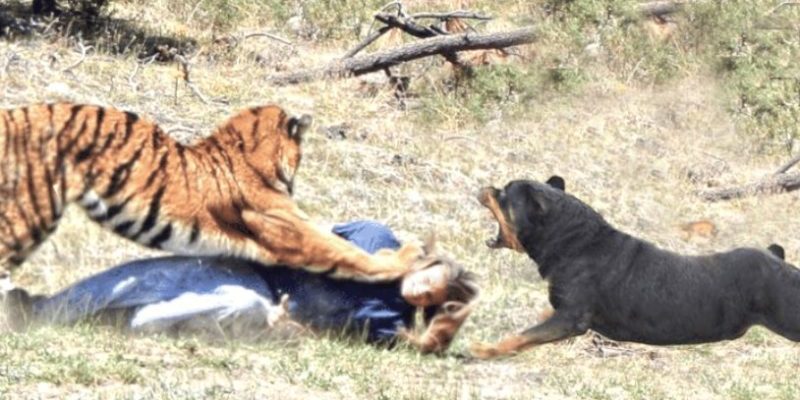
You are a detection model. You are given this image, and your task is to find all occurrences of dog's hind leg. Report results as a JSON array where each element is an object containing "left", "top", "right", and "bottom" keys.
[
  {"left": 759, "top": 267, "right": 800, "bottom": 342},
  {"left": 470, "top": 310, "right": 590, "bottom": 359},
  {"left": 762, "top": 314, "right": 800, "bottom": 342}
]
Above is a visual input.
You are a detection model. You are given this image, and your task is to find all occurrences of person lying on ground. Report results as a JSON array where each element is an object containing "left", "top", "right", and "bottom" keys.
[{"left": 1, "top": 221, "right": 479, "bottom": 354}]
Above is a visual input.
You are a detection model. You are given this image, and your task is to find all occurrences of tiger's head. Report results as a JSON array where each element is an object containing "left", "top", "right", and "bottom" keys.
[{"left": 216, "top": 105, "right": 312, "bottom": 196}]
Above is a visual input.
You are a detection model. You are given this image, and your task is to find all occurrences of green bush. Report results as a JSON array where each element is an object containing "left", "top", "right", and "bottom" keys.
[
  {"left": 418, "top": 0, "right": 799, "bottom": 147},
  {"left": 688, "top": 1, "right": 800, "bottom": 150}
]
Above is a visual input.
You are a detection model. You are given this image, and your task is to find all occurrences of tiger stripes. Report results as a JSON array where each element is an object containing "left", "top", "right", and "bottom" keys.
[{"left": 0, "top": 103, "right": 423, "bottom": 283}]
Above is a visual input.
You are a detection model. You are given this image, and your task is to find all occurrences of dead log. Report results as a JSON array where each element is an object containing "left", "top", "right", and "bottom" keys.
[
  {"left": 638, "top": 1, "right": 688, "bottom": 17},
  {"left": 775, "top": 154, "right": 800, "bottom": 175},
  {"left": 269, "top": 26, "right": 537, "bottom": 86},
  {"left": 410, "top": 11, "right": 491, "bottom": 20},
  {"left": 373, "top": 13, "right": 471, "bottom": 71},
  {"left": 699, "top": 172, "right": 800, "bottom": 202}
]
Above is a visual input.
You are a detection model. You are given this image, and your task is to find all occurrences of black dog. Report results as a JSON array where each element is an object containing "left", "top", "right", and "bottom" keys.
[{"left": 471, "top": 176, "right": 799, "bottom": 358}]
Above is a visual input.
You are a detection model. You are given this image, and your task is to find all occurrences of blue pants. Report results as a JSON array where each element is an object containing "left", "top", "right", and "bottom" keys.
[{"left": 32, "top": 221, "right": 415, "bottom": 342}]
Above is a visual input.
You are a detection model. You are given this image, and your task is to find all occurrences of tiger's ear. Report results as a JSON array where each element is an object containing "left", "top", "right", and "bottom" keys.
[
  {"left": 545, "top": 175, "right": 565, "bottom": 191},
  {"left": 288, "top": 114, "right": 312, "bottom": 142}
]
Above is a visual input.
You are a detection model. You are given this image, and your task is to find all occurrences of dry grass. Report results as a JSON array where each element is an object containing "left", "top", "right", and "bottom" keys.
[{"left": 2, "top": 1, "right": 800, "bottom": 399}]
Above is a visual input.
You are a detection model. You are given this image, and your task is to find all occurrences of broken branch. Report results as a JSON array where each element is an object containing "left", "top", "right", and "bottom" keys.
[
  {"left": 62, "top": 41, "right": 91, "bottom": 73},
  {"left": 373, "top": 12, "right": 470, "bottom": 69},
  {"left": 775, "top": 154, "right": 800, "bottom": 175},
  {"left": 343, "top": 25, "right": 393, "bottom": 58},
  {"left": 269, "top": 25, "right": 537, "bottom": 85},
  {"left": 637, "top": 1, "right": 690, "bottom": 17},
  {"left": 410, "top": 10, "right": 492, "bottom": 20},
  {"left": 175, "top": 55, "right": 228, "bottom": 105},
  {"left": 699, "top": 172, "right": 800, "bottom": 202},
  {"left": 242, "top": 31, "right": 293, "bottom": 46}
]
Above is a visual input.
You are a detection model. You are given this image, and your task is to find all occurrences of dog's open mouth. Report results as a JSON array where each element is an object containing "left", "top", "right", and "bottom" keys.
[{"left": 477, "top": 187, "right": 524, "bottom": 252}]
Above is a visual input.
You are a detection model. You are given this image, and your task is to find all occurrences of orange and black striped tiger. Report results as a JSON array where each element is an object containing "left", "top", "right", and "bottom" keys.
[{"left": 0, "top": 103, "right": 423, "bottom": 283}]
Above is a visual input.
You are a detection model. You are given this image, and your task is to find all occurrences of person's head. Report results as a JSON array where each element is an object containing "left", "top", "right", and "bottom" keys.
[
  {"left": 400, "top": 254, "right": 479, "bottom": 308},
  {"left": 397, "top": 249, "right": 480, "bottom": 354}
]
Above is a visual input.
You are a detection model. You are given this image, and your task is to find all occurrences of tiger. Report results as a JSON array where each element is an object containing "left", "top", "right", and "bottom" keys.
[{"left": 0, "top": 103, "right": 423, "bottom": 283}]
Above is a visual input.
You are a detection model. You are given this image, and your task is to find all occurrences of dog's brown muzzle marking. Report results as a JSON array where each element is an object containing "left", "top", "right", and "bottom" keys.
[{"left": 477, "top": 187, "right": 524, "bottom": 253}]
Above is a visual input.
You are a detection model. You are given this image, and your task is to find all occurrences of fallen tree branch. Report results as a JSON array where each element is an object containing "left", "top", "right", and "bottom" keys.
[
  {"left": 638, "top": 1, "right": 688, "bottom": 17},
  {"left": 637, "top": 0, "right": 717, "bottom": 18},
  {"left": 343, "top": 25, "right": 393, "bottom": 58},
  {"left": 766, "top": 0, "right": 800, "bottom": 16},
  {"left": 373, "top": 13, "right": 470, "bottom": 70},
  {"left": 699, "top": 172, "right": 800, "bottom": 202},
  {"left": 375, "top": 13, "right": 443, "bottom": 38},
  {"left": 269, "top": 25, "right": 537, "bottom": 85},
  {"left": 62, "top": 41, "right": 91, "bottom": 73},
  {"left": 241, "top": 31, "right": 293, "bottom": 46},
  {"left": 775, "top": 154, "right": 800, "bottom": 175},
  {"left": 175, "top": 55, "right": 228, "bottom": 105},
  {"left": 410, "top": 10, "right": 491, "bottom": 20}
]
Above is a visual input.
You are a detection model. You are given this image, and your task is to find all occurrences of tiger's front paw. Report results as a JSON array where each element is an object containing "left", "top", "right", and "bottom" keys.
[
  {"left": 372, "top": 243, "right": 425, "bottom": 278},
  {"left": 397, "top": 242, "right": 425, "bottom": 268}
]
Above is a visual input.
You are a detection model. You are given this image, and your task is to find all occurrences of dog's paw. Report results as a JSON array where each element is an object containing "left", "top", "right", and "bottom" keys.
[{"left": 469, "top": 341, "right": 503, "bottom": 360}]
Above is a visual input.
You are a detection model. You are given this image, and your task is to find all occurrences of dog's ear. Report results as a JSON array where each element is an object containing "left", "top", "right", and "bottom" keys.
[
  {"left": 768, "top": 243, "right": 785, "bottom": 260},
  {"left": 520, "top": 185, "right": 548, "bottom": 220},
  {"left": 546, "top": 175, "right": 565, "bottom": 191}
]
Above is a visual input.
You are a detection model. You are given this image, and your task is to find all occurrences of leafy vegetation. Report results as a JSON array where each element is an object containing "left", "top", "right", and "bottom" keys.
[{"left": 410, "top": 0, "right": 799, "bottom": 150}]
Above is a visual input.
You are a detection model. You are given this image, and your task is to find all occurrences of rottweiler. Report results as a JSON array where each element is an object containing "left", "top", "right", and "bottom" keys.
[{"left": 471, "top": 176, "right": 800, "bottom": 359}]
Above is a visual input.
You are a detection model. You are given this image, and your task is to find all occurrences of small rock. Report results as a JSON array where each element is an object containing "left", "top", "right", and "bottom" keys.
[
  {"left": 320, "top": 123, "right": 350, "bottom": 140},
  {"left": 45, "top": 82, "right": 73, "bottom": 101}
]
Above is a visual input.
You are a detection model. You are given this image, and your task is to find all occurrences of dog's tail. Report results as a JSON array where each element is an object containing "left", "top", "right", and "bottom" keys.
[{"left": 768, "top": 243, "right": 786, "bottom": 261}]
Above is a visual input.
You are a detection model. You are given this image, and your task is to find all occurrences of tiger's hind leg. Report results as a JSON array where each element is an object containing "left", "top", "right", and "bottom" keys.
[{"left": 240, "top": 209, "right": 425, "bottom": 282}]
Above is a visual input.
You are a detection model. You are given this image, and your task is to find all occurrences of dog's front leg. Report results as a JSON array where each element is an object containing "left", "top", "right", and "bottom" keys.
[{"left": 470, "top": 310, "right": 590, "bottom": 359}]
